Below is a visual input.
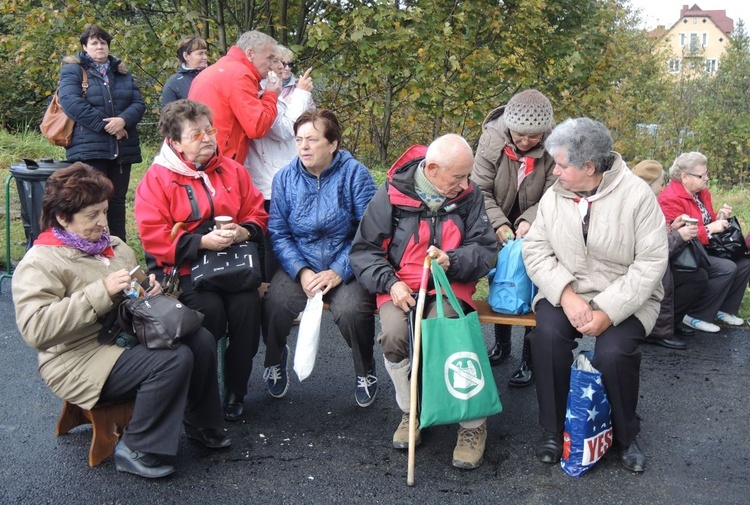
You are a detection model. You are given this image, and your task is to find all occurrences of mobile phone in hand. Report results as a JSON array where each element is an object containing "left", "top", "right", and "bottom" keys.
[{"left": 129, "top": 266, "right": 151, "bottom": 293}]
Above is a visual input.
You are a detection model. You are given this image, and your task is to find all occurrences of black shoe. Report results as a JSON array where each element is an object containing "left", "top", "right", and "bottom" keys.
[
  {"left": 535, "top": 431, "right": 563, "bottom": 464},
  {"left": 223, "top": 392, "right": 244, "bottom": 422},
  {"left": 675, "top": 323, "right": 695, "bottom": 337},
  {"left": 508, "top": 360, "right": 534, "bottom": 388},
  {"left": 648, "top": 335, "right": 687, "bottom": 350},
  {"left": 620, "top": 439, "right": 646, "bottom": 473},
  {"left": 184, "top": 422, "right": 232, "bottom": 449},
  {"left": 488, "top": 340, "right": 511, "bottom": 366},
  {"left": 114, "top": 440, "right": 175, "bottom": 479}
]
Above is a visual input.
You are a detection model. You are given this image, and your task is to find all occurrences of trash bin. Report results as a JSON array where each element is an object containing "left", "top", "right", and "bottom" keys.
[{"left": 10, "top": 158, "right": 71, "bottom": 250}]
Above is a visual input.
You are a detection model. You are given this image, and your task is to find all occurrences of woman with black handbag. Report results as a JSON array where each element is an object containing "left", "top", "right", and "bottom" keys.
[
  {"left": 13, "top": 164, "right": 228, "bottom": 479},
  {"left": 658, "top": 152, "right": 750, "bottom": 333},
  {"left": 633, "top": 160, "right": 709, "bottom": 349},
  {"left": 135, "top": 100, "right": 268, "bottom": 422}
]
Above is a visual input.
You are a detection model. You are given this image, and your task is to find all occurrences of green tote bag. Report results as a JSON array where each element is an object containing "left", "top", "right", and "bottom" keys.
[{"left": 419, "top": 259, "right": 503, "bottom": 428}]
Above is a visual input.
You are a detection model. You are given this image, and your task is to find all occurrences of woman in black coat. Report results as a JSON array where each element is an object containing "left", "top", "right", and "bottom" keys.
[{"left": 58, "top": 24, "right": 146, "bottom": 241}]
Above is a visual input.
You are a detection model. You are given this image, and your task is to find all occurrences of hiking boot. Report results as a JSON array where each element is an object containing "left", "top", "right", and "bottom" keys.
[
  {"left": 393, "top": 412, "right": 421, "bottom": 450},
  {"left": 355, "top": 361, "right": 378, "bottom": 407},
  {"left": 263, "top": 345, "right": 289, "bottom": 398},
  {"left": 452, "top": 421, "right": 487, "bottom": 469}
]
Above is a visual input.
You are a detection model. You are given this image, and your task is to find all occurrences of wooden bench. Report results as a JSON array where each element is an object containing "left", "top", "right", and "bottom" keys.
[
  {"left": 56, "top": 399, "right": 135, "bottom": 467},
  {"left": 474, "top": 300, "right": 537, "bottom": 327}
]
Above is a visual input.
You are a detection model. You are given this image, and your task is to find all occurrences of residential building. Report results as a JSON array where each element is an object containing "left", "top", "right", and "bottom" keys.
[{"left": 650, "top": 4, "right": 734, "bottom": 75}]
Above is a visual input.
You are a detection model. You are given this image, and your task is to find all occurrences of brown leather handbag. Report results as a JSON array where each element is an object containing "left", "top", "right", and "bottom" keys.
[{"left": 40, "top": 67, "right": 88, "bottom": 147}]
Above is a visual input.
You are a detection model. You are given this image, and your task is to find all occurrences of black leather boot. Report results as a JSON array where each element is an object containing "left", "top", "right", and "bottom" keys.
[
  {"left": 508, "top": 333, "right": 534, "bottom": 387},
  {"left": 488, "top": 324, "right": 512, "bottom": 366}
]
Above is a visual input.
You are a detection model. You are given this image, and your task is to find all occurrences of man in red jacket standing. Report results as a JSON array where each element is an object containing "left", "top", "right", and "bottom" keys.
[{"left": 189, "top": 30, "right": 282, "bottom": 164}]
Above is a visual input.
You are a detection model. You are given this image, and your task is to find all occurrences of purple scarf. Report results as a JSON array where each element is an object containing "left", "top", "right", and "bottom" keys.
[{"left": 52, "top": 227, "right": 112, "bottom": 256}]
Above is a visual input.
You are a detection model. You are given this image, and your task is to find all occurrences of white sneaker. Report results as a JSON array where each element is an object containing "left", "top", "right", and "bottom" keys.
[
  {"left": 683, "top": 315, "right": 720, "bottom": 333},
  {"left": 715, "top": 311, "right": 744, "bottom": 326}
]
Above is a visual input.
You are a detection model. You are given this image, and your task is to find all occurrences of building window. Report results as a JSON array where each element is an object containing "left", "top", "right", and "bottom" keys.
[
  {"left": 702, "top": 32, "right": 708, "bottom": 46},
  {"left": 705, "top": 59, "right": 717, "bottom": 73},
  {"left": 669, "top": 59, "right": 681, "bottom": 73},
  {"left": 689, "top": 33, "right": 700, "bottom": 54},
  {"left": 680, "top": 33, "right": 686, "bottom": 46}
]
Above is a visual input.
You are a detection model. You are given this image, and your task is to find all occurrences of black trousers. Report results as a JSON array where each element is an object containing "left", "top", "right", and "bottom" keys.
[
  {"left": 530, "top": 298, "right": 645, "bottom": 446},
  {"left": 263, "top": 269, "right": 376, "bottom": 376},
  {"left": 84, "top": 158, "right": 131, "bottom": 242},
  {"left": 672, "top": 266, "right": 709, "bottom": 324},
  {"left": 688, "top": 256, "right": 750, "bottom": 321},
  {"left": 98, "top": 327, "right": 223, "bottom": 456},
  {"left": 179, "top": 275, "right": 262, "bottom": 397}
]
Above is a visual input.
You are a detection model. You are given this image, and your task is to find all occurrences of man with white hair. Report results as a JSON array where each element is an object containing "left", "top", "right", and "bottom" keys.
[
  {"left": 189, "top": 30, "right": 282, "bottom": 164},
  {"left": 350, "top": 134, "right": 497, "bottom": 469}
]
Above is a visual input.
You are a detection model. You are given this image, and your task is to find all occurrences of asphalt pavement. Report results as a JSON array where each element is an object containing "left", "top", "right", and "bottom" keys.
[{"left": 0, "top": 279, "right": 747, "bottom": 504}]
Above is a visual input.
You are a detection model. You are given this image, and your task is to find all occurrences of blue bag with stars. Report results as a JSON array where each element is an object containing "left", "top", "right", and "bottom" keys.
[{"left": 561, "top": 351, "right": 613, "bottom": 477}]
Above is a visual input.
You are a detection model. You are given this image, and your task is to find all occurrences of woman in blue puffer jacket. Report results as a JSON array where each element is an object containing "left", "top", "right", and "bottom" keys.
[
  {"left": 263, "top": 109, "right": 378, "bottom": 408},
  {"left": 58, "top": 24, "right": 145, "bottom": 241}
]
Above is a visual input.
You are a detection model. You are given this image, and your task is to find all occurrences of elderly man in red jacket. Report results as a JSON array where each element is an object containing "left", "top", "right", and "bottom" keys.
[{"left": 189, "top": 30, "right": 282, "bottom": 164}]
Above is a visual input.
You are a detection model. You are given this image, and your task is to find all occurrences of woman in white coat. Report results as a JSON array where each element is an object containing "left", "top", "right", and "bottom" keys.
[{"left": 522, "top": 118, "right": 668, "bottom": 473}]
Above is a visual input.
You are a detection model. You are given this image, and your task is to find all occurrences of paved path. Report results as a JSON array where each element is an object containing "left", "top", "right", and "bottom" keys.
[{"left": 0, "top": 281, "right": 747, "bottom": 504}]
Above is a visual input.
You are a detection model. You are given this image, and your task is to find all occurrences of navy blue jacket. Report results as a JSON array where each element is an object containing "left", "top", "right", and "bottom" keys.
[
  {"left": 58, "top": 53, "right": 145, "bottom": 164},
  {"left": 161, "top": 65, "right": 202, "bottom": 108},
  {"left": 269, "top": 150, "right": 377, "bottom": 283}
]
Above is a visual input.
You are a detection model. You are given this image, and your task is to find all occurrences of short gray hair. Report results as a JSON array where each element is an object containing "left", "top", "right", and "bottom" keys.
[
  {"left": 545, "top": 117, "right": 613, "bottom": 172},
  {"left": 236, "top": 30, "right": 276, "bottom": 52},
  {"left": 669, "top": 152, "right": 707, "bottom": 181},
  {"left": 277, "top": 45, "right": 294, "bottom": 62}
]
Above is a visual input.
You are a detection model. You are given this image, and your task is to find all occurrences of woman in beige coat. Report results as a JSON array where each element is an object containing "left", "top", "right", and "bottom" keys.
[
  {"left": 472, "top": 89, "right": 556, "bottom": 386},
  {"left": 522, "top": 118, "right": 668, "bottom": 473},
  {"left": 12, "top": 163, "right": 228, "bottom": 479}
]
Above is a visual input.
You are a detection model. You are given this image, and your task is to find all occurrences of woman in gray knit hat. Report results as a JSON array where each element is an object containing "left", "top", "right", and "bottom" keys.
[{"left": 472, "top": 89, "right": 556, "bottom": 387}]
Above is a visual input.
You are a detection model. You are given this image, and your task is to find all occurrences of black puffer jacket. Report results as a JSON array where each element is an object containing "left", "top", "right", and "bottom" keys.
[
  {"left": 161, "top": 65, "right": 202, "bottom": 107},
  {"left": 58, "top": 52, "right": 145, "bottom": 164}
]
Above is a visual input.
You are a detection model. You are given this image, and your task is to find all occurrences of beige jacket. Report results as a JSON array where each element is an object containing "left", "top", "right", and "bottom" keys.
[
  {"left": 12, "top": 238, "right": 136, "bottom": 409},
  {"left": 522, "top": 153, "right": 667, "bottom": 333},
  {"left": 472, "top": 105, "right": 557, "bottom": 232}
]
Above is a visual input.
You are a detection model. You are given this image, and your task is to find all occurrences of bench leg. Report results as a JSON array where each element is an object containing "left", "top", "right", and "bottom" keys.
[
  {"left": 56, "top": 400, "right": 89, "bottom": 436},
  {"left": 87, "top": 401, "right": 135, "bottom": 467}
]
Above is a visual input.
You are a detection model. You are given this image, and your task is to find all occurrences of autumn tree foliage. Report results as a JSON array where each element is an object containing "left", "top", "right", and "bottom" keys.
[{"left": 0, "top": 0, "right": 747, "bottom": 181}]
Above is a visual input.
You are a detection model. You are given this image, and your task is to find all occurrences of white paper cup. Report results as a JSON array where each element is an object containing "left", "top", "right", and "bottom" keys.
[{"left": 215, "top": 216, "right": 233, "bottom": 229}]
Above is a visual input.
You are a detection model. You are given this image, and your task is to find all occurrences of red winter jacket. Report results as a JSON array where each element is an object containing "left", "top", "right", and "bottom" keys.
[
  {"left": 135, "top": 149, "right": 267, "bottom": 277},
  {"left": 657, "top": 180, "right": 716, "bottom": 245},
  {"left": 188, "top": 46, "right": 278, "bottom": 164}
]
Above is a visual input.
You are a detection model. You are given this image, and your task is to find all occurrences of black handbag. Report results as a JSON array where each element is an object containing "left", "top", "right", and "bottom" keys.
[
  {"left": 704, "top": 216, "right": 749, "bottom": 261},
  {"left": 118, "top": 294, "right": 205, "bottom": 350},
  {"left": 672, "top": 238, "right": 711, "bottom": 272},
  {"left": 191, "top": 241, "right": 262, "bottom": 293}
]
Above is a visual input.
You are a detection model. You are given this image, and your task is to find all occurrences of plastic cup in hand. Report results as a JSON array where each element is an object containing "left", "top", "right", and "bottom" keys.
[{"left": 215, "top": 216, "right": 233, "bottom": 229}]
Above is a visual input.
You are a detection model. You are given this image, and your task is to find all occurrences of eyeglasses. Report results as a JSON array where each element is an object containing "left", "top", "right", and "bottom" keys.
[
  {"left": 182, "top": 127, "right": 218, "bottom": 142},
  {"left": 281, "top": 61, "right": 293, "bottom": 68},
  {"left": 685, "top": 171, "right": 709, "bottom": 180},
  {"left": 510, "top": 131, "right": 544, "bottom": 143}
]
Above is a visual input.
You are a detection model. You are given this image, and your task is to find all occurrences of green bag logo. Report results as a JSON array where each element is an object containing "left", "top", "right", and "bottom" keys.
[{"left": 444, "top": 352, "right": 485, "bottom": 400}]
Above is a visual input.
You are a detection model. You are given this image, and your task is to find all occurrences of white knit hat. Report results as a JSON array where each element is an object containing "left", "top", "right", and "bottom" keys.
[{"left": 504, "top": 89, "right": 554, "bottom": 134}]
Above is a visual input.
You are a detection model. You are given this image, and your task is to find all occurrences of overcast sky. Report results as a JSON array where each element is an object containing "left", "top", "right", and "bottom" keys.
[{"left": 627, "top": 0, "right": 750, "bottom": 30}]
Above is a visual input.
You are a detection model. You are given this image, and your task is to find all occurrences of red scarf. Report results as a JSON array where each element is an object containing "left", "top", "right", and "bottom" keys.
[{"left": 504, "top": 146, "right": 536, "bottom": 176}]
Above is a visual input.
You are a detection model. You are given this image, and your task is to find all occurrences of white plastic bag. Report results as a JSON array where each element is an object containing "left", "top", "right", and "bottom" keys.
[{"left": 293, "top": 291, "right": 324, "bottom": 381}]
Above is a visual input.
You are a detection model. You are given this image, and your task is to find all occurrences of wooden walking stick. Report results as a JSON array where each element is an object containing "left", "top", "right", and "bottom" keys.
[{"left": 407, "top": 255, "right": 432, "bottom": 486}]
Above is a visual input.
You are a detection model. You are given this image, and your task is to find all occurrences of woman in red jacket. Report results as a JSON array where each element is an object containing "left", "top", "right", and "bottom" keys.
[
  {"left": 135, "top": 99, "right": 268, "bottom": 422},
  {"left": 658, "top": 152, "right": 750, "bottom": 332}
]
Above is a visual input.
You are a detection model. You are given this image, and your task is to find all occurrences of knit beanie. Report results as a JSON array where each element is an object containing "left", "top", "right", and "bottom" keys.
[
  {"left": 632, "top": 160, "right": 664, "bottom": 185},
  {"left": 503, "top": 90, "right": 554, "bottom": 134}
]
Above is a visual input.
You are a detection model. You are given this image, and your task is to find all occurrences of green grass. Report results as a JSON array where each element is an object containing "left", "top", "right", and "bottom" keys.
[{"left": 1, "top": 130, "right": 748, "bottom": 317}]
